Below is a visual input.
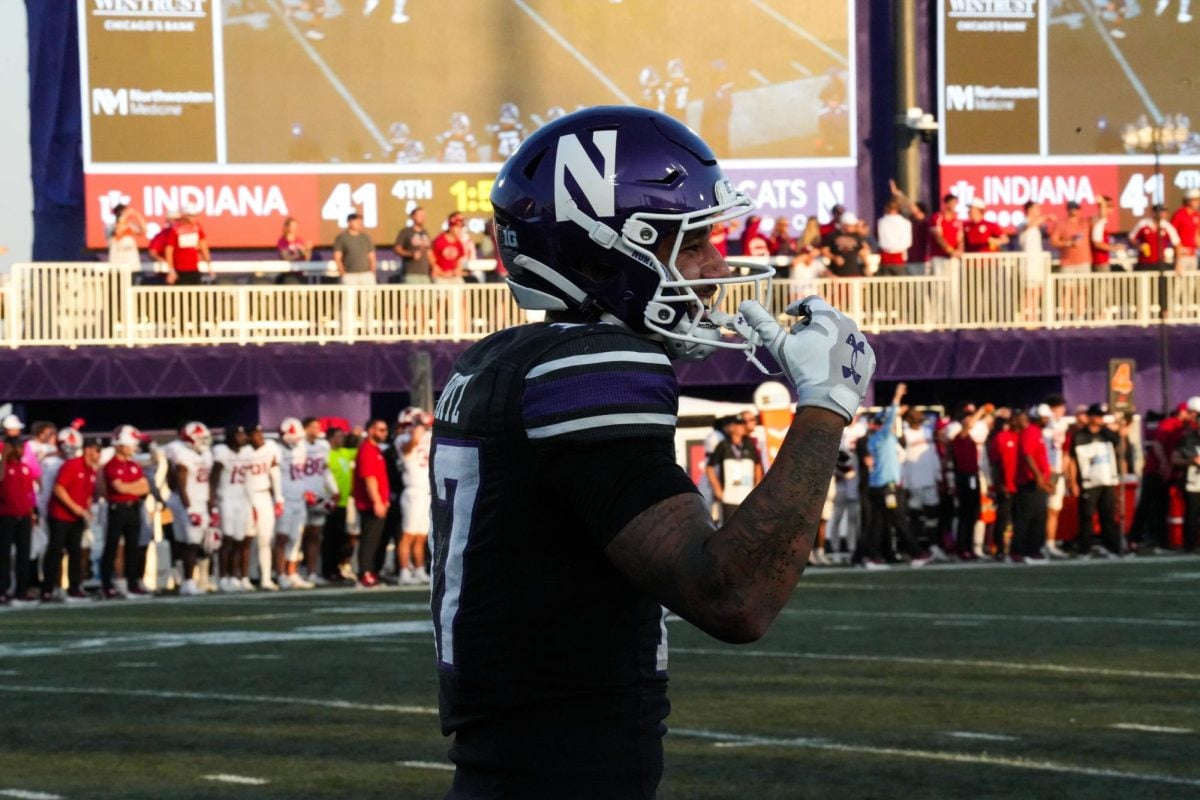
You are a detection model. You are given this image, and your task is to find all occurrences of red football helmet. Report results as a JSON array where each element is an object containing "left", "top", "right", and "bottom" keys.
[
  {"left": 57, "top": 427, "right": 84, "bottom": 457},
  {"left": 279, "top": 417, "right": 304, "bottom": 446}
]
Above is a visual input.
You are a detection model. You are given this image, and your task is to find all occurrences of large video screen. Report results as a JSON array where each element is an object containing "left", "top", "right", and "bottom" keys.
[
  {"left": 81, "top": 0, "right": 857, "bottom": 248},
  {"left": 938, "top": 0, "right": 1200, "bottom": 230}
]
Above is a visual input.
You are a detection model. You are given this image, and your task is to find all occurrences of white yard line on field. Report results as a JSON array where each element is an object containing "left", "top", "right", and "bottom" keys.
[
  {"left": 397, "top": 761, "right": 455, "bottom": 772},
  {"left": 674, "top": 728, "right": 1200, "bottom": 788},
  {"left": 1111, "top": 723, "right": 1193, "bottom": 735},
  {"left": 944, "top": 731, "right": 1020, "bottom": 742},
  {"left": 673, "top": 647, "right": 1200, "bottom": 683},
  {"left": 0, "top": 685, "right": 438, "bottom": 715},
  {"left": 0, "top": 791, "right": 65, "bottom": 800},
  {"left": 202, "top": 775, "right": 269, "bottom": 786}
]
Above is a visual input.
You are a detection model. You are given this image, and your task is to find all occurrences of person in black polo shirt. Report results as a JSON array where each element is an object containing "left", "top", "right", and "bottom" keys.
[{"left": 1067, "top": 405, "right": 1125, "bottom": 557}]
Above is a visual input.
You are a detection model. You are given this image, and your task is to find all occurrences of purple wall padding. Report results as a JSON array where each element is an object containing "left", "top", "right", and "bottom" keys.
[{"left": 2, "top": 325, "right": 1197, "bottom": 415}]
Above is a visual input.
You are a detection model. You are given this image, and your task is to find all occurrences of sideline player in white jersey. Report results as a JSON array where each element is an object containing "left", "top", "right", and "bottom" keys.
[
  {"left": 298, "top": 417, "right": 337, "bottom": 583},
  {"left": 164, "top": 422, "right": 216, "bottom": 595},
  {"left": 244, "top": 425, "right": 284, "bottom": 590},
  {"left": 394, "top": 406, "right": 432, "bottom": 584},
  {"left": 211, "top": 426, "right": 252, "bottom": 592},
  {"left": 274, "top": 418, "right": 314, "bottom": 589}
]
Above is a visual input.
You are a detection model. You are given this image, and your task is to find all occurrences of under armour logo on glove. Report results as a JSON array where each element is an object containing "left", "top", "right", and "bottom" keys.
[{"left": 842, "top": 334, "right": 867, "bottom": 385}]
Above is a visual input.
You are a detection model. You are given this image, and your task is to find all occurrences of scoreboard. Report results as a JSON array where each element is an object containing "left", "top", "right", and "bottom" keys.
[
  {"left": 80, "top": 0, "right": 859, "bottom": 248},
  {"left": 938, "top": 0, "right": 1200, "bottom": 230}
]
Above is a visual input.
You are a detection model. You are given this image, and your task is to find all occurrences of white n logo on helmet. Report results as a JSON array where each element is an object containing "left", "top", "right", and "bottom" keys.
[{"left": 554, "top": 131, "right": 617, "bottom": 221}]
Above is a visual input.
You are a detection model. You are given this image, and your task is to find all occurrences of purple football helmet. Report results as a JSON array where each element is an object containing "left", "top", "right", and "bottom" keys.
[{"left": 490, "top": 105, "right": 770, "bottom": 361}]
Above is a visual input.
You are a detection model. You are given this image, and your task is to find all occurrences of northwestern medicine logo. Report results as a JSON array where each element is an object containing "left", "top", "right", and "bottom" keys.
[
  {"left": 945, "top": 85, "right": 1039, "bottom": 112},
  {"left": 92, "top": 87, "right": 215, "bottom": 117}
]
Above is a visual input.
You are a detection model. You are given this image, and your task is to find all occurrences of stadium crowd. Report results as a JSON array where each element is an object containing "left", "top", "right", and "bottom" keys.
[
  {"left": 699, "top": 388, "right": 1200, "bottom": 571},
  {"left": 0, "top": 409, "right": 433, "bottom": 604},
  {"left": 2, "top": 385, "right": 1199, "bottom": 604}
]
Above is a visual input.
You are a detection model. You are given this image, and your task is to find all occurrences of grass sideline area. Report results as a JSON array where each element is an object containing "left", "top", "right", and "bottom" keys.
[{"left": 0, "top": 557, "right": 1198, "bottom": 799}]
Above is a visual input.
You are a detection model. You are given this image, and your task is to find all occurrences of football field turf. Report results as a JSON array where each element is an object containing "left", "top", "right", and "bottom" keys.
[{"left": 1, "top": 557, "right": 1197, "bottom": 799}]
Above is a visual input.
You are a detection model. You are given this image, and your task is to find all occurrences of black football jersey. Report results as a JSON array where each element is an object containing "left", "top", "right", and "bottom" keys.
[{"left": 430, "top": 321, "right": 695, "bottom": 741}]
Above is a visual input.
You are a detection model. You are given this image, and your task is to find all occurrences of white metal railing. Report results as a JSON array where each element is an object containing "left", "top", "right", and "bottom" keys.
[{"left": 5, "top": 256, "right": 1200, "bottom": 347}]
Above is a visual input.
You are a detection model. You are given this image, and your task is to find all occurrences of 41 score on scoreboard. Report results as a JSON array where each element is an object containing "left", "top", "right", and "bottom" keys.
[{"left": 319, "top": 178, "right": 496, "bottom": 236}]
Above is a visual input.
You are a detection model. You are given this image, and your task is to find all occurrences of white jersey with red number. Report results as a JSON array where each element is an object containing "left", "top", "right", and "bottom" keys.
[
  {"left": 396, "top": 432, "right": 430, "bottom": 495},
  {"left": 212, "top": 443, "right": 252, "bottom": 502},
  {"left": 166, "top": 441, "right": 213, "bottom": 510},
  {"left": 300, "top": 438, "right": 335, "bottom": 499},
  {"left": 244, "top": 440, "right": 281, "bottom": 496},
  {"left": 279, "top": 442, "right": 309, "bottom": 502}
]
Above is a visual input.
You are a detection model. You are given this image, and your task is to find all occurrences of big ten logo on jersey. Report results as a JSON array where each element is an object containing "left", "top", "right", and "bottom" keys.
[{"left": 435, "top": 372, "right": 473, "bottom": 424}]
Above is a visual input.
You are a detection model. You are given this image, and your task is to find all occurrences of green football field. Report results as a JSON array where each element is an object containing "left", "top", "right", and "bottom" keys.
[{"left": 1, "top": 557, "right": 1198, "bottom": 799}]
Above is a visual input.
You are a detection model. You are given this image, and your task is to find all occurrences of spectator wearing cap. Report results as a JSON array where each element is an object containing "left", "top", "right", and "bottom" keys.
[
  {"left": 147, "top": 209, "right": 180, "bottom": 282},
  {"left": 334, "top": 212, "right": 377, "bottom": 285},
  {"left": 876, "top": 199, "right": 912, "bottom": 277},
  {"left": 1130, "top": 204, "right": 1181, "bottom": 271},
  {"left": 1013, "top": 408, "right": 1052, "bottom": 562},
  {"left": 165, "top": 205, "right": 211, "bottom": 286},
  {"left": 963, "top": 199, "right": 1009, "bottom": 254},
  {"left": 0, "top": 433, "right": 37, "bottom": 603},
  {"left": 99, "top": 426, "right": 151, "bottom": 597},
  {"left": 928, "top": 193, "right": 963, "bottom": 275},
  {"left": 1174, "top": 408, "right": 1200, "bottom": 553},
  {"left": 706, "top": 415, "right": 763, "bottom": 524},
  {"left": 1050, "top": 201, "right": 1091, "bottom": 274},
  {"left": 432, "top": 213, "right": 468, "bottom": 284},
  {"left": 820, "top": 211, "right": 871, "bottom": 277},
  {"left": 1067, "top": 404, "right": 1126, "bottom": 557},
  {"left": 1171, "top": 189, "right": 1200, "bottom": 272},
  {"left": 44, "top": 438, "right": 101, "bottom": 600},
  {"left": 865, "top": 383, "right": 929, "bottom": 568}
]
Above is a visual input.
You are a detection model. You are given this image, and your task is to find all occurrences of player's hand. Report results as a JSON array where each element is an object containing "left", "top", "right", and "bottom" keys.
[
  {"left": 189, "top": 513, "right": 203, "bottom": 527},
  {"left": 737, "top": 297, "right": 875, "bottom": 422},
  {"left": 166, "top": 270, "right": 178, "bottom": 285},
  {"left": 373, "top": 501, "right": 388, "bottom": 518},
  {"left": 304, "top": 491, "right": 318, "bottom": 507},
  {"left": 274, "top": 501, "right": 284, "bottom": 518}
]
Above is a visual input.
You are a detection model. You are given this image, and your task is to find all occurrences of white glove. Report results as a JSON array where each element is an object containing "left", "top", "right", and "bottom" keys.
[{"left": 737, "top": 296, "right": 875, "bottom": 422}]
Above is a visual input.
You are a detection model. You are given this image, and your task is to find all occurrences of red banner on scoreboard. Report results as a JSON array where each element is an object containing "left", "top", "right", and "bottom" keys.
[
  {"left": 939, "top": 164, "right": 1120, "bottom": 231},
  {"left": 85, "top": 173, "right": 321, "bottom": 250}
]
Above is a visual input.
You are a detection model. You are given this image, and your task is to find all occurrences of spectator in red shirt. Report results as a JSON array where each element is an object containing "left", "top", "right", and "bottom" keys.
[
  {"left": 765, "top": 217, "right": 797, "bottom": 259},
  {"left": 1130, "top": 205, "right": 1181, "bottom": 270},
  {"left": 45, "top": 439, "right": 101, "bottom": 600},
  {"left": 708, "top": 221, "right": 730, "bottom": 257},
  {"left": 1170, "top": 189, "right": 1200, "bottom": 271},
  {"left": 432, "top": 213, "right": 468, "bottom": 283},
  {"left": 165, "top": 205, "right": 212, "bottom": 286},
  {"left": 740, "top": 216, "right": 771, "bottom": 257},
  {"left": 100, "top": 425, "right": 151, "bottom": 598},
  {"left": 352, "top": 418, "right": 391, "bottom": 587},
  {"left": 1013, "top": 407, "right": 1053, "bottom": 562},
  {"left": 147, "top": 210, "right": 179, "bottom": 279},
  {"left": 817, "top": 204, "right": 844, "bottom": 239},
  {"left": 0, "top": 435, "right": 37, "bottom": 604},
  {"left": 987, "top": 412, "right": 1019, "bottom": 558},
  {"left": 963, "top": 199, "right": 1009, "bottom": 253},
  {"left": 928, "top": 193, "right": 963, "bottom": 275}
]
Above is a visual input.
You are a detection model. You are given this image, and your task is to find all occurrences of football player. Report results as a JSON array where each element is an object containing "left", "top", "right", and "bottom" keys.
[
  {"left": 211, "top": 425, "right": 251, "bottom": 592},
  {"left": 638, "top": 65, "right": 667, "bottom": 113},
  {"left": 275, "top": 418, "right": 314, "bottom": 589},
  {"left": 663, "top": 57, "right": 691, "bottom": 119},
  {"left": 35, "top": 426, "right": 78, "bottom": 601},
  {"left": 485, "top": 102, "right": 525, "bottom": 160},
  {"left": 298, "top": 417, "right": 337, "bottom": 584},
  {"left": 394, "top": 407, "right": 431, "bottom": 584},
  {"left": 430, "top": 106, "right": 875, "bottom": 796},
  {"left": 244, "top": 425, "right": 284, "bottom": 590},
  {"left": 164, "top": 422, "right": 215, "bottom": 596},
  {"left": 436, "top": 113, "right": 478, "bottom": 163}
]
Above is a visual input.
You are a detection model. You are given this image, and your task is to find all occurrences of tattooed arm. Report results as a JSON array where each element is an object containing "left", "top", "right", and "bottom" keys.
[{"left": 605, "top": 408, "right": 845, "bottom": 643}]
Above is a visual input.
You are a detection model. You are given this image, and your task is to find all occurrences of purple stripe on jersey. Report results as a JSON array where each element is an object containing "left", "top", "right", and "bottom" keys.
[{"left": 523, "top": 370, "right": 676, "bottom": 422}]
